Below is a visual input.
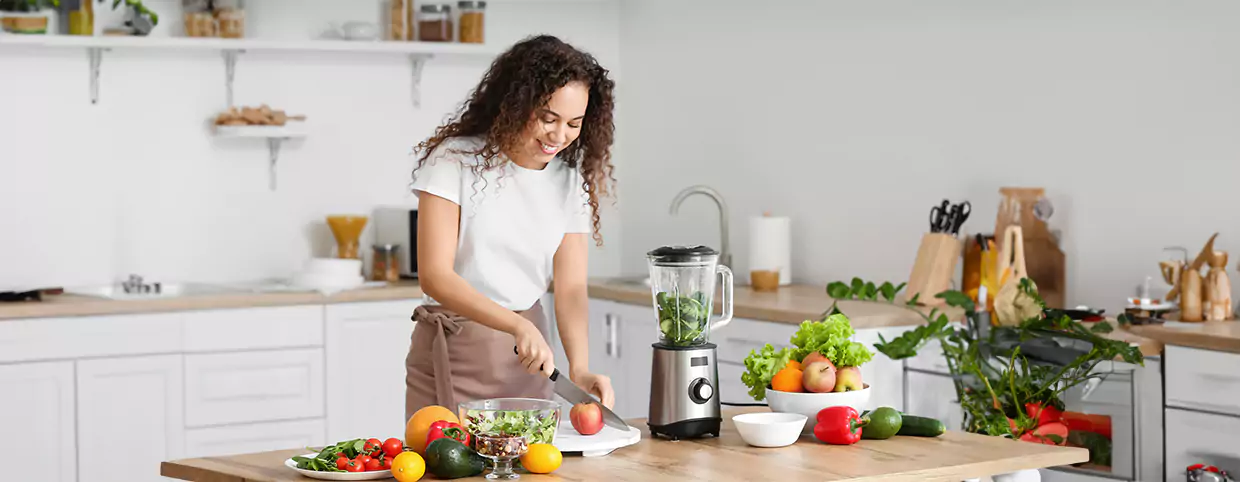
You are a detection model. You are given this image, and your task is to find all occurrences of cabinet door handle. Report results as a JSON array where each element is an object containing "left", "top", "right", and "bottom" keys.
[
  {"left": 605, "top": 314, "right": 614, "bottom": 357},
  {"left": 612, "top": 314, "right": 621, "bottom": 359}
]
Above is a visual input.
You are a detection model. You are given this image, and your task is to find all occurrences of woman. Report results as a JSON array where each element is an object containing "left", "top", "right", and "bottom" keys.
[{"left": 405, "top": 35, "right": 617, "bottom": 421}]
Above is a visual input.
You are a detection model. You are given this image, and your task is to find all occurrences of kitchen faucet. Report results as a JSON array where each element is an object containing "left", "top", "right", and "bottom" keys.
[{"left": 669, "top": 185, "right": 732, "bottom": 268}]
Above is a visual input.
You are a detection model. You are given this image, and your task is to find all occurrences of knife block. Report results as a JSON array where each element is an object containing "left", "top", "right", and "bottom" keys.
[{"left": 907, "top": 233, "right": 962, "bottom": 306}]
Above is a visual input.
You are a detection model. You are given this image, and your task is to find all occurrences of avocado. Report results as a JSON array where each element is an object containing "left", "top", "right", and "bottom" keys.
[
  {"left": 424, "top": 438, "right": 486, "bottom": 479},
  {"left": 896, "top": 414, "right": 946, "bottom": 437},
  {"left": 861, "top": 407, "right": 902, "bottom": 440}
]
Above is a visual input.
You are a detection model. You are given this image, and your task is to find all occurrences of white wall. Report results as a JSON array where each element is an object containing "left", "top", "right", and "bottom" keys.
[
  {"left": 617, "top": 0, "right": 1240, "bottom": 312},
  {"left": 0, "top": 0, "right": 622, "bottom": 290}
]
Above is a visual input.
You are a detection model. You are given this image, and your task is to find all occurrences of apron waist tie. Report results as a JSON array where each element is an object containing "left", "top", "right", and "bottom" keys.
[{"left": 413, "top": 305, "right": 466, "bottom": 410}]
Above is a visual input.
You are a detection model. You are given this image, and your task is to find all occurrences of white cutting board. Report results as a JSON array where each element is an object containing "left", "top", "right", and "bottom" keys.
[{"left": 552, "top": 422, "right": 641, "bottom": 457}]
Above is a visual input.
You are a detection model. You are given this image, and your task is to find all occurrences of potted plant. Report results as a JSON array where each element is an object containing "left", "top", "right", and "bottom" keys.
[
  {"left": 0, "top": 0, "right": 60, "bottom": 34},
  {"left": 827, "top": 277, "right": 1144, "bottom": 479},
  {"left": 97, "top": 0, "right": 158, "bottom": 36}
]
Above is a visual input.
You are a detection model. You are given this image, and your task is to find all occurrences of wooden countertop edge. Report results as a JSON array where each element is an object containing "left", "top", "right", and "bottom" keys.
[{"left": 1125, "top": 321, "right": 1240, "bottom": 355}]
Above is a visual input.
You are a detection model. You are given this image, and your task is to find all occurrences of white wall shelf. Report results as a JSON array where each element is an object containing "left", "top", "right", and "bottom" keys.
[
  {"left": 0, "top": 35, "right": 499, "bottom": 106},
  {"left": 213, "top": 123, "right": 309, "bottom": 191}
]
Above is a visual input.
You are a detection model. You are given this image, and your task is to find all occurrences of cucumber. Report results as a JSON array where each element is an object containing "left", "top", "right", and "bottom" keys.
[{"left": 896, "top": 414, "right": 945, "bottom": 437}]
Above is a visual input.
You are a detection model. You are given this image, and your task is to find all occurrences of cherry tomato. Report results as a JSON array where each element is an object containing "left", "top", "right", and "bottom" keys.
[
  {"left": 345, "top": 460, "right": 364, "bottom": 473},
  {"left": 364, "top": 438, "right": 383, "bottom": 455},
  {"left": 335, "top": 456, "right": 349, "bottom": 470},
  {"left": 355, "top": 455, "right": 372, "bottom": 466},
  {"left": 380, "top": 457, "right": 393, "bottom": 470},
  {"left": 382, "top": 438, "right": 404, "bottom": 458},
  {"left": 364, "top": 457, "right": 382, "bottom": 471}
]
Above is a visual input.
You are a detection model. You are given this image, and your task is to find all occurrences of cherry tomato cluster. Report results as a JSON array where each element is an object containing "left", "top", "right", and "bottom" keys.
[{"left": 335, "top": 438, "right": 405, "bottom": 473}]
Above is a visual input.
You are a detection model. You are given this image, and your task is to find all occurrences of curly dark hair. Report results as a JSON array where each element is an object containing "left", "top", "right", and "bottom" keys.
[{"left": 412, "top": 35, "right": 616, "bottom": 246}]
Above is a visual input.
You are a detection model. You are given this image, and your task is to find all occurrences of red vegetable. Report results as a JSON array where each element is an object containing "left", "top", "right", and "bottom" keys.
[
  {"left": 344, "top": 460, "right": 364, "bottom": 472},
  {"left": 1062, "top": 411, "right": 1112, "bottom": 439},
  {"left": 1024, "top": 402, "right": 1064, "bottom": 427},
  {"left": 364, "top": 438, "right": 383, "bottom": 455},
  {"left": 426, "top": 420, "right": 471, "bottom": 447},
  {"left": 382, "top": 438, "right": 404, "bottom": 458},
  {"left": 364, "top": 457, "right": 382, "bottom": 471},
  {"left": 335, "top": 456, "right": 349, "bottom": 471},
  {"left": 813, "top": 406, "right": 867, "bottom": 445}
]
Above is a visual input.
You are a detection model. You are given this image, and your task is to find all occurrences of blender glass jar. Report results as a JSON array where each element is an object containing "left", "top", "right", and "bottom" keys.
[{"left": 647, "top": 245, "right": 734, "bottom": 347}]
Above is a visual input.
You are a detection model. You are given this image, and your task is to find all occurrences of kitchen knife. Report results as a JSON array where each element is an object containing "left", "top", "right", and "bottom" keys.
[{"left": 514, "top": 346, "right": 628, "bottom": 431}]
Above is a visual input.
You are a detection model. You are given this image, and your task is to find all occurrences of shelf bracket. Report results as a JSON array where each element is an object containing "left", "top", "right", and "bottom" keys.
[
  {"left": 87, "top": 47, "right": 105, "bottom": 105},
  {"left": 266, "top": 137, "right": 283, "bottom": 191},
  {"left": 409, "top": 53, "right": 432, "bottom": 108},
  {"left": 223, "top": 49, "right": 244, "bottom": 108}
]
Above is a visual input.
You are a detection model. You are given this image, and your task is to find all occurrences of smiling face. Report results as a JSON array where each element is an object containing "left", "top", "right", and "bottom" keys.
[{"left": 509, "top": 80, "right": 589, "bottom": 169}]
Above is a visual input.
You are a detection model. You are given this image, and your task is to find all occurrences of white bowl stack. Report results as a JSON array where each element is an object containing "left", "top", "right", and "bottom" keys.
[{"left": 291, "top": 258, "right": 364, "bottom": 293}]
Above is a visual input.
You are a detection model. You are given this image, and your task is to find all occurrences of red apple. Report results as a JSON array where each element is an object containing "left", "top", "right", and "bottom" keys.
[
  {"left": 802, "top": 361, "right": 837, "bottom": 393},
  {"left": 570, "top": 402, "right": 604, "bottom": 435},
  {"left": 801, "top": 351, "right": 831, "bottom": 368},
  {"left": 833, "top": 366, "right": 863, "bottom": 392}
]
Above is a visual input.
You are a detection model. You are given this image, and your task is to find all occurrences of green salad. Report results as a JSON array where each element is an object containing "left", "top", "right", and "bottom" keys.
[
  {"left": 740, "top": 312, "right": 874, "bottom": 401},
  {"left": 461, "top": 409, "right": 559, "bottom": 445},
  {"left": 656, "top": 291, "right": 711, "bottom": 346}
]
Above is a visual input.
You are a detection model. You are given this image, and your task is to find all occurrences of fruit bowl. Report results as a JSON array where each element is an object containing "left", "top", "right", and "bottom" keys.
[
  {"left": 765, "top": 385, "right": 871, "bottom": 433},
  {"left": 458, "top": 398, "right": 561, "bottom": 446}
]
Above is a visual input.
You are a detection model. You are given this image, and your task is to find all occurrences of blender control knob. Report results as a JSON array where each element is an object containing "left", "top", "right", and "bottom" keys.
[{"left": 689, "top": 378, "right": 713, "bottom": 404}]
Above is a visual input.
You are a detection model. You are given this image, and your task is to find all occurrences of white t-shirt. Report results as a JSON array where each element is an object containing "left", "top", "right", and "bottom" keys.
[{"left": 411, "top": 136, "right": 592, "bottom": 311}]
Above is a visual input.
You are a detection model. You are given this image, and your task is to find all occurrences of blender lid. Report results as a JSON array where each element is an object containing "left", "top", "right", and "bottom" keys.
[{"left": 647, "top": 245, "right": 719, "bottom": 263}]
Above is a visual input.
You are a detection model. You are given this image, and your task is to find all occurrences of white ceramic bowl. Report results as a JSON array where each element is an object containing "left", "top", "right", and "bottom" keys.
[
  {"left": 765, "top": 385, "right": 872, "bottom": 432},
  {"left": 732, "top": 412, "right": 807, "bottom": 448},
  {"left": 303, "top": 258, "right": 363, "bottom": 277}
]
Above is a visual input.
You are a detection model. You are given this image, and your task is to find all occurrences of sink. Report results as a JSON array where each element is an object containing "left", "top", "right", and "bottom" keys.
[{"left": 66, "top": 281, "right": 243, "bottom": 300}]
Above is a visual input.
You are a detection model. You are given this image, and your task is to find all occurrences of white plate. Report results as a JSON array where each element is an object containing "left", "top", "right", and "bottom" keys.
[{"left": 284, "top": 455, "right": 393, "bottom": 480}]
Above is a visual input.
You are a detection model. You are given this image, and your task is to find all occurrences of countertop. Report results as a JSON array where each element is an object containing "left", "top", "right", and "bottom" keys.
[
  {"left": 1126, "top": 320, "right": 1240, "bottom": 354},
  {"left": 0, "top": 281, "right": 426, "bottom": 320},
  {"left": 160, "top": 407, "right": 1088, "bottom": 482}
]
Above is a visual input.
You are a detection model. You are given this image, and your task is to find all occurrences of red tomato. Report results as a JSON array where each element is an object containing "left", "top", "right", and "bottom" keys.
[
  {"left": 355, "top": 455, "right": 372, "bottom": 466},
  {"left": 364, "top": 457, "right": 382, "bottom": 471},
  {"left": 344, "top": 460, "right": 364, "bottom": 473},
  {"left": 335, "top": 456, "right": 349, "bottom": 470},
  {"left": 380, "top": 457, "right": 393, "bottom": 470},
  {"left": 364, "top": 438, "right": 383, "bottom": 455},
  {"left": 382, "top": 438, "right": 404, "bottom": 458}
]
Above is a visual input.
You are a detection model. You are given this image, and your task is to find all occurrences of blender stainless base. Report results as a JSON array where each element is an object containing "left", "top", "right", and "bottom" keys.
[{"left": 648, "top": 342, "right": 721, "bottom": 440}]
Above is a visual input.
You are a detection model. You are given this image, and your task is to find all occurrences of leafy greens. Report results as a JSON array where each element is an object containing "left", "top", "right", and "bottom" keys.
[
  {"left": 740, "top": 311, "right": 874, "bottom": 401},
  {"left": 656, "top": 291, "right": 710, "bottom": 346},
  {"left": 462, "top": 409, "right": 559, "bottom": 445}
]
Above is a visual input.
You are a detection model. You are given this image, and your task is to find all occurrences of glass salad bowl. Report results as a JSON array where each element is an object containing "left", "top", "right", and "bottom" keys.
[{"left": 458, "top": 398, "right": 561, "bottom": 479}]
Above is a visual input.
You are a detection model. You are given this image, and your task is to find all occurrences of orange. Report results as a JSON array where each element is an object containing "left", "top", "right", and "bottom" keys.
[
  {"left": 784, "top": 360, "right": 803, "bottom": 371},
  {"left": 390, "top": 451, "right": 425, "bottom": 482},
  {"left": 520, "top": 443, "right": 563, "bottom": 474},
  {"left": 771, "top": 367, "right": 804, "bottom": 392},
  {"left": 405, "top": 405, "right": 459, "bottom": 454}
]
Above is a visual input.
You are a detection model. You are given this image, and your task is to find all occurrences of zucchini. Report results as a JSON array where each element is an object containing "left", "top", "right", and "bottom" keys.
[{"left": 896, "top": 414, "right": 946, "bottom": 437}]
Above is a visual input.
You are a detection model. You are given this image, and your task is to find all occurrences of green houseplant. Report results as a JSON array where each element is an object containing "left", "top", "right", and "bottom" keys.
[{"left": 0, "top": 0, "right": 60, "bottom": 34}]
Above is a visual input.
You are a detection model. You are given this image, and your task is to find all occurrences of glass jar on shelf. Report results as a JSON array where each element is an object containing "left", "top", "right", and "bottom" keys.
[
  {"left": 213, "top": 0, "right": 245, "bottom": 39},
  {"left": 371, "top": 244, "right": 401, "bottom": 282},
  {"left": 388, "top": 0, "right": 412, "bottom": 40},
  {"left": 417, "top": 4, "right": 452, "bottom": 42},
  {"left": 182, "top": 0, "right": 215, "bottom": 37},
  {"left": 457, "top": 1, "right": 485, "bottom": 44}
]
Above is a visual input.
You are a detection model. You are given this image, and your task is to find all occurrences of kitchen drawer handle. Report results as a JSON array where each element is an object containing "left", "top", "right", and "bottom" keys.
[
  {"left": 613, "top": 314, "right": 621, "bottom": 358},
  {"left": 1199, "top": 373, "right": 1240, "bottom": 383},
  {"left": 605, "top": 314, "right": 614, "bottom": 358}
]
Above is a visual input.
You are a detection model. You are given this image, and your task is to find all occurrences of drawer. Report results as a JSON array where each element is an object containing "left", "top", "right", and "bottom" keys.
[
  {"left": 183, "top": 306, "right": 323, "bottom": 352},
  {"left": 185, "top": 419, "right": 326, "bottom": 458},
  {"left": 715, "top": 318, "right": 798, "bottom": 365},
  {"left": 185, "top": 349, "right": 325, "bottom": 427},
  {"left": 1165, "top": 345, "right": 1240, "bottom": 417},
  {"left": 0, "top": 313, "right": 182, "bottom": 363},
  {"left": 1165, "top": 408, "right": 1240, "bottom": 480}
]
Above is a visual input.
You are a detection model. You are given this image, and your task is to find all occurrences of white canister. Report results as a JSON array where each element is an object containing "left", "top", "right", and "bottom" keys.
[{"left": 748, "top": 213, "right": 791, "bottom": 285}]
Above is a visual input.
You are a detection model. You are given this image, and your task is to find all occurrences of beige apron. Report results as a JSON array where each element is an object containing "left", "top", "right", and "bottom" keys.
[{"left": 405, "top": 300, "right": 554, "bottom": 421}]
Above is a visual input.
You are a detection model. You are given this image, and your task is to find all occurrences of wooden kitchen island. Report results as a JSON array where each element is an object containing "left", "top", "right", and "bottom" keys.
[{"left": 161, "top": 408, "right": 1087, "bottom": 482}]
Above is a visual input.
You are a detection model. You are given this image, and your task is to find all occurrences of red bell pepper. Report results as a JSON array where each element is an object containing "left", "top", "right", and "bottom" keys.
[
  {"left": 1024, "top": 402, "right": 1064, "bottom": 427},
  {"left": 813, "top": 406, "right": 868, "bottom": 445},
  {"left": 426, "top": 420, "right": 470, "bottom": 447},
  {"left": 1062, "top": 411, "right": 1112, "bottom": 439}
]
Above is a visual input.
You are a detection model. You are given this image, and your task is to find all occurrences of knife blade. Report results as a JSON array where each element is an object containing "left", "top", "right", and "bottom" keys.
[{"left": 515, "top": 346, "right": 628, "bottom": 431}]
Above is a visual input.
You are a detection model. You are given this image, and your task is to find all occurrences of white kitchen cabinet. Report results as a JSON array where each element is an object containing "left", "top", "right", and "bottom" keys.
[
  {"left": 1165, "top": 407, "right": 1240, "bottom": 479},
  {"left": 853, "top": 327, "right": 908, "bottom": 412},
  {"left": 0, "top": 361, "right": 76, "bottom": 482},
  {"left": 904, "top": 369, "right": 963, "bottom": 431},
  {"left": 325, "top": 300, "right": 421, "bottom": 441},
  {"left": 77, "top": 355, "right": 185, "bottom": 482},
  {"left": 185, "top": 348, "right": 325, "bottom": 427},
  {"left": 1165, "top": 345, "right": 1240, "bottom": 418},
  {"left": 185, "top": 419, "right": 326, "bottom": 458},
  {"left": 615, "top": 301, "right": 656, "bottom": 419}
]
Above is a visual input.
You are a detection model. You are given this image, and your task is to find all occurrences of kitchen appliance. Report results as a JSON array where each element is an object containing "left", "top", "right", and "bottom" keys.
[
  {"left": 645, "top": 245, "right": 734, "bottom": 440},
  {"left": 373, "top": 207, "right": 419, "bottom": 278}
]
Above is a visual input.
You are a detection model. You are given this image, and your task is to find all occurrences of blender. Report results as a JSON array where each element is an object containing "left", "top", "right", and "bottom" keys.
[{"left": 646, "top": 245, "right": 734, "bottom": 439}]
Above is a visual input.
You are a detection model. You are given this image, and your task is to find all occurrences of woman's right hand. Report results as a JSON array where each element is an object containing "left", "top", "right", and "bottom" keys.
[{"left": 513, "top": 320, "right": 555, "bottom": 377}]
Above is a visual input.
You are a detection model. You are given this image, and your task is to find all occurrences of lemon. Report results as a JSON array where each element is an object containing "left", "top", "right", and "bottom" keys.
[
  {"left": 391, "top": 451, "right": 425, "bottom": 482},
  {"left": 519, "top": 443, "right": 563, "bottom": 474}
]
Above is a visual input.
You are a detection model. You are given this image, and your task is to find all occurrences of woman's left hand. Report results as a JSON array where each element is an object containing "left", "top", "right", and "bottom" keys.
[{"left": 571, "top": 371, "right": 616, "bottom": 409}]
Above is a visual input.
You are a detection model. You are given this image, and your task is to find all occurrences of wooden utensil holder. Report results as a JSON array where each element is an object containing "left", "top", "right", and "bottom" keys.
[{"left": 907, "top": 233, "right": 963, "bottom": 305}]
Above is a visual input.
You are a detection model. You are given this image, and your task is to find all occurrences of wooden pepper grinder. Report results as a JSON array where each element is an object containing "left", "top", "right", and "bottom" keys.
[
  {"left": 1206, "top": 250, "right": 1232, "bottom": 321},
  {"left": 1181, "top": 267, "right": 1204, "bottom": 322}
]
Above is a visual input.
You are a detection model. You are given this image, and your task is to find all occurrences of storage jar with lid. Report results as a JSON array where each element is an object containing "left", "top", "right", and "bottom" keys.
[
  {"left": 371, "top": 244, "right": 401, "bottom": 282},
  {"left": 213, "top": 0, "right": 245, "bottom": 39},
  {"left": 417, "top": 4, "right": 452, "bottom": 42},
  {"left": 457, "top": 1, "right": 485, "bottom": 44}
]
